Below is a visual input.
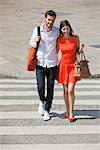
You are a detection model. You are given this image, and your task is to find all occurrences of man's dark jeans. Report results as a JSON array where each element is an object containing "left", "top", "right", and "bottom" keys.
[{"left": 36, "top": 65, "right": 57, "bottom": 112}]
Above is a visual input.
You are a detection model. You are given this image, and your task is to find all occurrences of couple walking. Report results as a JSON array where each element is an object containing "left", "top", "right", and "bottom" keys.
[{"left": 30, "top": 10, "right": 84, "bottom": 122}]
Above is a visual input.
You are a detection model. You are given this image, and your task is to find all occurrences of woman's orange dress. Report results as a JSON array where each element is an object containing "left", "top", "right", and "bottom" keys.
[{"left": 57, "top": 36, "right": 80, "bottom": 84}]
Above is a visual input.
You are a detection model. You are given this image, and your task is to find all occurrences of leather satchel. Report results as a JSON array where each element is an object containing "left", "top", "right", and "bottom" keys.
[
  {"left": 74, "top": 51, "right": 91, "bottom": 78},
  {"left": 27, "top": 26, "right": 40, "bottom": 71},
  {"left": 74, "top": 60, "right": 81, "bottom": 77},
  {"left": 80, "top": 51, "right": 91, "bottom": 78}
]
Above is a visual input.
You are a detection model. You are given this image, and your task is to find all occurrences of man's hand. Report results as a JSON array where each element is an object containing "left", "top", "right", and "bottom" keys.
[{"left": 35, "top": 36, "right": 41, "bottom": 43}]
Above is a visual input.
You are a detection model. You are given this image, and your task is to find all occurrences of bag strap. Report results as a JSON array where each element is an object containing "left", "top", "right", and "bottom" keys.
[
  {"left": 36, "top": 26, "right": 40, "bottom": 50},
  {"left": 37, "top": 26, "right": 40, "bottom": 36},
  {"left": 34, "top": 26, "right": 40, "bottom": 57},
  {"left": 80, "top": 51, "right": 87, "bottom": 61},
  {"left": 28, "top": 26, "right": 40, "bottom": 68}
]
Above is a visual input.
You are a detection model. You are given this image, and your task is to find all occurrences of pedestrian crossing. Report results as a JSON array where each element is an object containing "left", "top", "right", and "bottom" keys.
[{"left": 0, "top": 78, "right": 100, "bottom": 150}]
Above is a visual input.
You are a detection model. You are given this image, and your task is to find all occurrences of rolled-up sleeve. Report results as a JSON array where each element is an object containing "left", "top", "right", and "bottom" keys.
[{"left": 29, "top": 27, "right": 37, "bottom": 48}]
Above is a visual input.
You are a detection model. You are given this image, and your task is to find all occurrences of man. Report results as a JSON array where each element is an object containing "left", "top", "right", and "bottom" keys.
[{"left": 30, "top": 10, "right": 59, "bottom": 121}]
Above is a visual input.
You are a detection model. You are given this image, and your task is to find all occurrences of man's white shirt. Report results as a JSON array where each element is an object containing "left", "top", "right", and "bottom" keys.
[{"left": 30, "top": 24, "right": 59, "bottom": 68}]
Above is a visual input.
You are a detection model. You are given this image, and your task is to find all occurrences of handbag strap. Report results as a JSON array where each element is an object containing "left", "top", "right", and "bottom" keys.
[
  {"left": 80, "top": 51, "right": 87, "bottom": 61},
  {"left": 80, "top": 51, "right": 89, "bottom": 62},
  {"left": 34, "top": 26, "right": 40, "bottom": 57},
  {"left": 28, "top": 26, "right": 40, "bottom": 67},
  {"left": 37, "top": 26, "right": 40, "bottom": 36},
  {"left": 36, "top": 26, "right": 40, "bottom": 50}
]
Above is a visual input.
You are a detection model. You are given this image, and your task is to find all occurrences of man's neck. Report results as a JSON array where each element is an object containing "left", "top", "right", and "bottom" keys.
[{"left": 44, "top": 24, "right": 52, "bottom": 32}]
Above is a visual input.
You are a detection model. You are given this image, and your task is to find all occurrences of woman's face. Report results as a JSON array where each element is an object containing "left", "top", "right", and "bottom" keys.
[{"left": 61, "top": 25, "right": 70, "bottom": 36}]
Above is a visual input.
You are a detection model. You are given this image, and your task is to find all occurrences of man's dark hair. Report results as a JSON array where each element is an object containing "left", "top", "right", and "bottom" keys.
[{"left": 45, "top": 10, "right": 56, "bottom": 18}]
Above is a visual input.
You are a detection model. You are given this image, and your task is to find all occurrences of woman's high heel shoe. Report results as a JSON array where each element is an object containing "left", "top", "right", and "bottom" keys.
[
  {"left": 69, "top": 117, "right": 76, "bottom": 122},
  {"left": 64, "top": 115, "right": 69, "bottom": 119},
  {"left": 69, "top": 113, "right": 76, "bottom": 122}
]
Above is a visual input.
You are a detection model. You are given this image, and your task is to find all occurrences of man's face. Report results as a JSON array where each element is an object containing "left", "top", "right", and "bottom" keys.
[{"left": 45, "top": 15, "right": 56, "bottom": 29}]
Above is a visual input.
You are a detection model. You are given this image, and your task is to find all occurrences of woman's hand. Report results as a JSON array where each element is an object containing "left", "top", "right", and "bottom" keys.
[
  {"left": 76, "top": 54, "right": 80, "bottom": 62},
  {"left": 80, "top": 44, "right": 84, "bottom": 52}
]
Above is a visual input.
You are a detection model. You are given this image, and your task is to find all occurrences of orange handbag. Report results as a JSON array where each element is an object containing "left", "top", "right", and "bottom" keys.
[
  {"left": 27, "top": 47, "right": 38, "bottom": 71},
  {"left": 27, "top": 26, "right": 40, "bottom": 71}
]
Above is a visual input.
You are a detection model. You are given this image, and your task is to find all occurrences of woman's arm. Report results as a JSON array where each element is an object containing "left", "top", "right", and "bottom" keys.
[
  {"left": 76, "top": 36, "right": 85, "bottom": 62},
  {"left": 76, "top": 36, "right": 84, "bottom": 53},
  {"left": 56, "top": 37, "right": 59, "bottom": 53},
  {"left": 76, "top": 36, "right": 80, "bottom": 54},
  {"left": 79, "top": 44, "right": 84, "bottom": 52}
]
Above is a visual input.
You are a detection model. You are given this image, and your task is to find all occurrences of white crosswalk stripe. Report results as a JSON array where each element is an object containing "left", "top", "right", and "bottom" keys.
[
  {"left": 0, "top": 99, "right": 99, "bottom": 105},
  {"left": 0, "top": 90, "right": 100, "bottom": 96},
  {"left": 0, "top": 144, "right": 100, "bottom": 150},
  {"left": 0, "top": 78, "right": 100, "bottom": 150},
  {"left": 0, "top": 125, "right": 100, "bottom": 135},
  {"left": 0, "top": 111, "right": 95, "bottom": 119}
]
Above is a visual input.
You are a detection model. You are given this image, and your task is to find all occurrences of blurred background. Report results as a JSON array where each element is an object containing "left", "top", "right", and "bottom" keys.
[{"left": 0, "top": 0, "right": 100, "bottom": 78}]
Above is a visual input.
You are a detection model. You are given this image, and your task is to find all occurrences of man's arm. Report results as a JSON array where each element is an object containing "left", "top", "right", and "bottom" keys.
[{"left": 29, "top": 27, "right": 37, "bottom": 48}]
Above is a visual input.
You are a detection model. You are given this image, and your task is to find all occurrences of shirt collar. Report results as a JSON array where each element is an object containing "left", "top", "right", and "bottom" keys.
[
  {"left": 40, "top": 23, "right": 54, "bottom": 33},
  {"left": 40, "top": 24, "right": 44, "bottom": 32}
]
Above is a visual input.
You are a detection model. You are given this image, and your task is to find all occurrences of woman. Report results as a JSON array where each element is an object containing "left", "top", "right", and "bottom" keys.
[{"left": 56, "top": 20, "right": 84, "bottom": 122}]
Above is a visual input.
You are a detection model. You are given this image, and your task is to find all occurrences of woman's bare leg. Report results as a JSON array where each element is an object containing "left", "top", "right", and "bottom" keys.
[
  {"left": 63, "top": 85, "right": 69, "bottom": 115},
  {"left": 68, "top": 83, "right": 75, "bottom": 118}
]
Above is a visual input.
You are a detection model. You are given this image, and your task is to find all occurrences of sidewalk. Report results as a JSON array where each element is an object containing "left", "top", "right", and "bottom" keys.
[{"left": 0, "top": 0, "right": 100, "bottom": 78}]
